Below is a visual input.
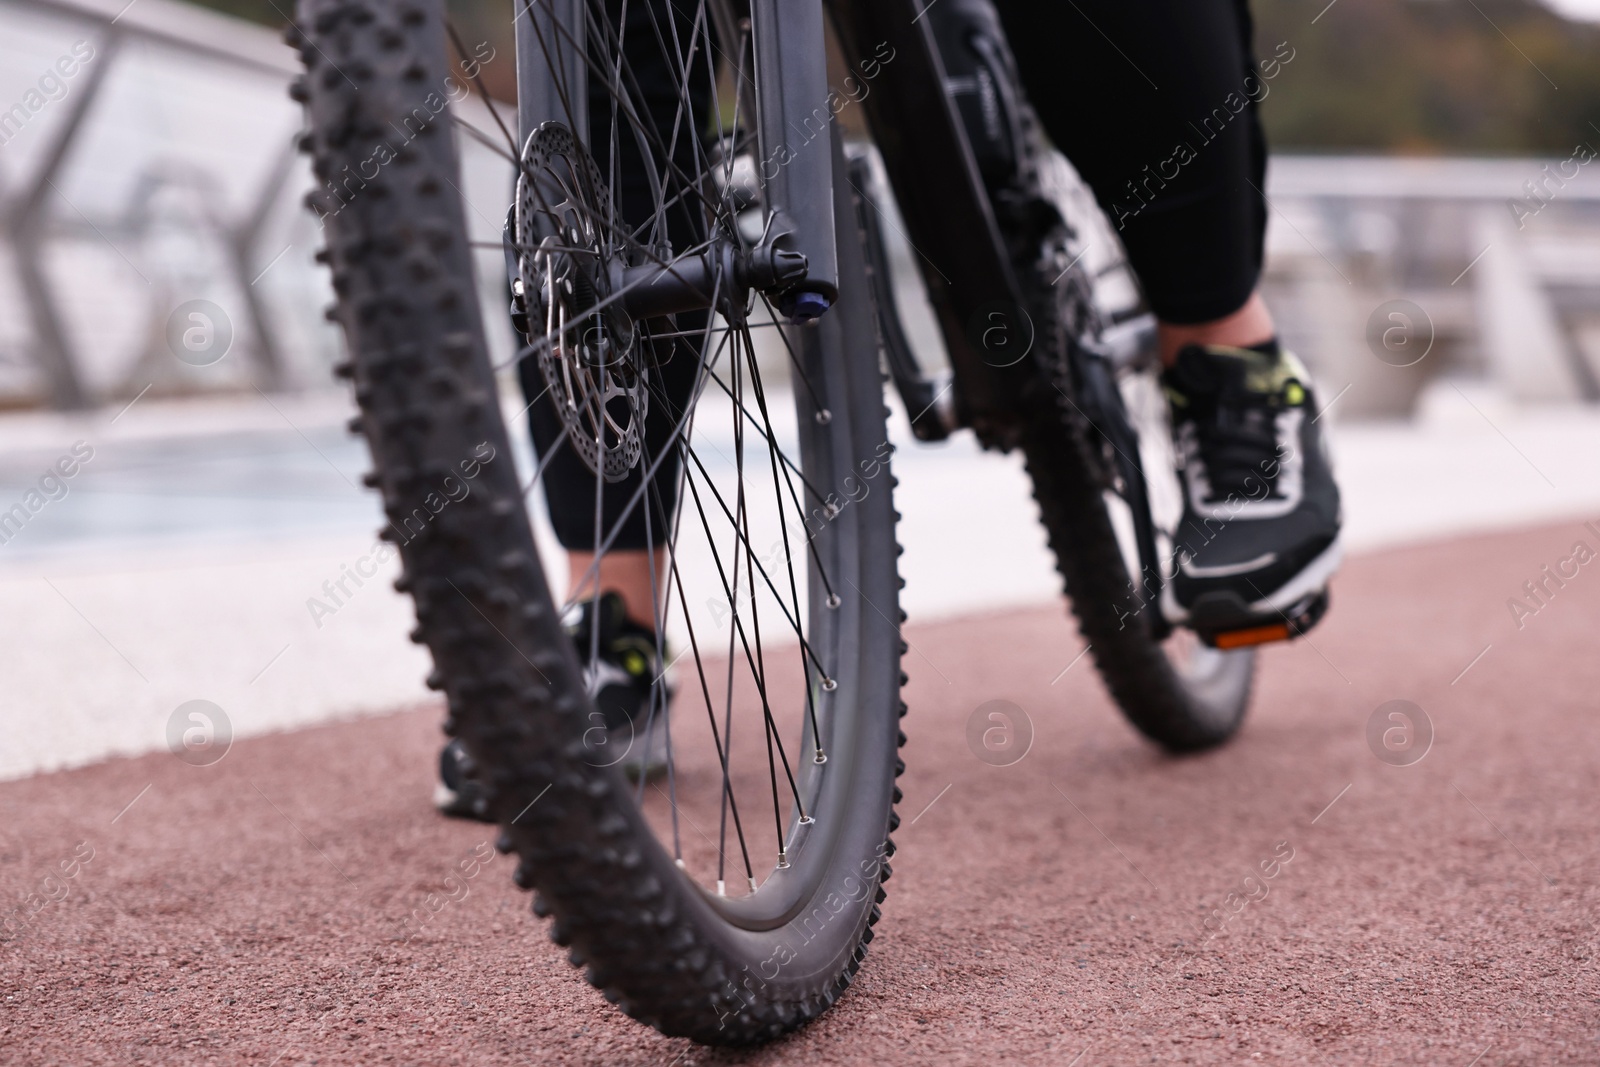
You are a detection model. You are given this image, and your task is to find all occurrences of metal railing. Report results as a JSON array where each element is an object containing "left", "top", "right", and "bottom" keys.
[{"left": 0, "top": 0, "right": 515, "bottom": 412}]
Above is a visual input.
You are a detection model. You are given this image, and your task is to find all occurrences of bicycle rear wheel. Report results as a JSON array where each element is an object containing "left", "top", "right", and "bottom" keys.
[
  {"left": 1019, "top": 210, "right": 1256, "bottom": 753},
  {"left": 291, "top": 0, "right": 905, "bottom": 1044}
]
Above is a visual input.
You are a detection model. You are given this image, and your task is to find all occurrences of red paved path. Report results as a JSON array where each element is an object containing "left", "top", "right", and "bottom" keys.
[{"left": 5, "top": 520, "right": 1600, "bottom": 1065}]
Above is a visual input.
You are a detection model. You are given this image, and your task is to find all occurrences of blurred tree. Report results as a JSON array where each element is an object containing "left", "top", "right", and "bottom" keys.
[
  {"left": 191, "top": 0, "right": 1598, "bottom": 153},
  {"left": 1252, "top": 0, "right": 1600, "bottom": 152}
]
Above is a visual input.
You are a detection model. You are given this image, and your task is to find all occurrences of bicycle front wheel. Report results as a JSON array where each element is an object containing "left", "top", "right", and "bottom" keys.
[{"left": 292, "top": 0, "right": 905, "bottom": 1044}]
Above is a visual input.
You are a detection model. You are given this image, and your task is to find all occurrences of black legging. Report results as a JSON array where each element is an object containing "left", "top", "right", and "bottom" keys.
[
  {"left": 527, "top": 0, "right": 1270, "bottom": 550},
  {"left": 521, "top": 0, "right": 712, "bottom": 553},
  {"left": 994, "top": 0, "right": 1270, "bottom": 326}
]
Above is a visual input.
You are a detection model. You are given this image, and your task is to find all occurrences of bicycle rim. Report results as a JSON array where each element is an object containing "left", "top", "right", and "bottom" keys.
[{"left": 292, "top": 0, "right": 906, "bottom": 1043}]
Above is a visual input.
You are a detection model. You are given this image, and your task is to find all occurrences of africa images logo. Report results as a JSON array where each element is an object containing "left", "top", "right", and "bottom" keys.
[
  {"left": 166, "top": 700, "right": 233, "bottom": 768},
  {"left": 0, "top": 442, "right": 94, "bottom": 548}
]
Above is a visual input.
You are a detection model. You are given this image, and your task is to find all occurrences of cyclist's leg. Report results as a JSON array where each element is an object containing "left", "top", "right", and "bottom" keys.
[
  {"left": 521, "top": 0, "right": 711, "bottom": 629},
  {"left": 522, "top": 318, "right": 702, "bottom": 626},
  {"left": 994, "top": 0, "right": 1271, "bottom": 343},
  {"left": 438, "top": 0, "right": 713, "bottom": 807},
  {"left": 1155, "top": 292, "right": 1275, "bottom": 366},
  {"left": 993, "top": 0, "right": 1341, "bottom": 635}
]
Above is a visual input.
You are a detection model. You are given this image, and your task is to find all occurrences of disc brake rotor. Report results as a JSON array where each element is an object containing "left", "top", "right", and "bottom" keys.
[{"left": 515, "top": 123, "right": 647, "bottom": 483}]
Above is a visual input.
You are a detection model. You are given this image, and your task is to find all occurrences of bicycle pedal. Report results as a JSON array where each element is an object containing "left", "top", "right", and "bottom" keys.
[{"left": 1195, "top": 590, "right": 1330, "bottom": 650}]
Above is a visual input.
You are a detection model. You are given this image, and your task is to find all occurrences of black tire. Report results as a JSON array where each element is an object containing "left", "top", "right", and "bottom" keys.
[
  {"left": 290, "top": 0, "right": 904, "bottom": 1045},
  {"left": 1004, "top": 207, "right": 1254, "bottom": 751},
  {"left": 1014, "top": 234, "right": 1256, "bottom": 753},
  {"left": 926, "top": 5, "right": 1254, "bottom": 752}
]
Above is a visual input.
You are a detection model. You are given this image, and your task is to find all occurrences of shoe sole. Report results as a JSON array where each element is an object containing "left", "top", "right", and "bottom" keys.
[{"left": 1162, "top": 534, "right": 1344, "bottom": 639}]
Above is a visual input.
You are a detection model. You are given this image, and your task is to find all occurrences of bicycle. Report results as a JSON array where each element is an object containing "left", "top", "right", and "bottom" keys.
[{"left": 289, "top": 0, "right": 1259, "bottom": 1044}]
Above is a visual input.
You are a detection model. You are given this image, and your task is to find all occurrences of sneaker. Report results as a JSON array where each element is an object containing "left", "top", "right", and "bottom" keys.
[
  {"left": 434, "top": 592, "right": 674, "bottom": 822},
  {"left": 434, "top": 737, "right": 494, "bottom": 821},
  {"left": 565, "top": 591, "right": 674, "bottom": 781},
  {"left": 1159, "top": 342, "right": 1342, "bottom": 647}
]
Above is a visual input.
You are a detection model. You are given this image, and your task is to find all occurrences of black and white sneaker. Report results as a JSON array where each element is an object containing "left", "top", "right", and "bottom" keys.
[
  {"left": 566, "top": 592, "right": 673, "bottom": 781},
  {"left": 1160, "top": 342, "right": 1342, "bottom": 647},
  {"left": 435, "top": 592, "right": 673, "bottom": 822},
  {"left": 435, "top": 737, "right": 495, "bottom": 821}
]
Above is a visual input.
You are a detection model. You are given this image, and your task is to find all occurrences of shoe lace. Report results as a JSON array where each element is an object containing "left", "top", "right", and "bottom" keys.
[{"left": 1192, "top": 396, "right": 1283, "bottom": 498}]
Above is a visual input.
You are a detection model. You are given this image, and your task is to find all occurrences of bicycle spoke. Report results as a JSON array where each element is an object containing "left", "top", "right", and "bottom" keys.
[
  {"left": 753, "top": 290, "right": 831, "bottom": 434},
  {"left": 739, "top": 324, "right": 826, "bottom": 766},
  {"left": 675, "top": 441, "right": 830, "bottom": 680},
  {"left": 300, "top": 0, "right": 905, "bottom": 1034},
  {"left": 726, "top": 326, "right": 800, "bottom": 863},
  {"left": 667, "top": 518, "right": 756, "bottom": 890},
  {"left": 674, "top": 435, "right": 784, "bottom": 848},
  {"left": 556, "top": 288, "right": 730, "bottom": 613},
  {"left": 506, "top": 0, "right": 861, "bottom": 903},
  {"left": 529, "top": 2, "right": 726, "bottom": 234},
  {"left": 700, "top": 361, "right": 833, "bottom": 507}
]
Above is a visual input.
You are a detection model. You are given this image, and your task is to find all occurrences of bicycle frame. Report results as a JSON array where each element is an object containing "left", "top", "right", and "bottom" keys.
[
  {"left": 510, "top": 0, "right": 1039, "bottom": 438},
  {"left": 826, "top": 0, "right": 1039, "bottom": 442}
]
